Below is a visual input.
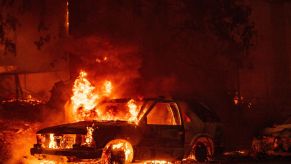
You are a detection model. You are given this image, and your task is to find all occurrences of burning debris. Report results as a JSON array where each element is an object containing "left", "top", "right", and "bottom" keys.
[
  {"left": 1, "top": 96, "right": 44, "bottom": 106},
  {"left": 143, "top": 160, "right": 172, "bottom": 164}
]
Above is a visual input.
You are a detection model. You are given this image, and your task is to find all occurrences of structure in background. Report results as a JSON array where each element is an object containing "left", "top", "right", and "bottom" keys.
[{"left": 0, "top": 0, "right": 70, "bottom": 102}]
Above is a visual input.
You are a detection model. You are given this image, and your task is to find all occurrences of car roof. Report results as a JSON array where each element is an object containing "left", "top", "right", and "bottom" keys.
[
  {"left": 177, "top": 99, "right": 220, "bottom": 122},
  {"left": 102, "top": 97, "right": 176, "bottom": 103},
  {"left": 101, "top": 98, "right": 220, "bottom": 122}
]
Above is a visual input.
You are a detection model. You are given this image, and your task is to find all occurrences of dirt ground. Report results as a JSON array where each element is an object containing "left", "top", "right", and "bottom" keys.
[
  {"left": 0, "top": 118, "right": 40, "bottom": 163},
  {"left": 0, "top": 104, "right": 64, "bottom": 164}
]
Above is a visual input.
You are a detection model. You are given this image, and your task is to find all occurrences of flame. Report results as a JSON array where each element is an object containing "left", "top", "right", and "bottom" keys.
[
  {"left": 111, "top": 140, "right": 133, "bottom": 162},
  {"left": 96, "top": 56, "right": 108, "bottom": 63},
  {"left": 103, "top": 80, "right": 112, "bottom": 96},
  {"left": 65, "top": 0, "right": 69, "bottom": 35},
  {"left": 143, "top": 160, "right": 172, "bottom": 164},
  {"left": 40, "top": 160, "right": 57, "bottom": 164},
  {"left": 48, "top": 134, "right": 57, "bottom": 149},
  {"left": 70, "top": 71, "right": 99, "bottom": 121},
  {"left": 82, "top": 127, "right": 94, "bottom": 146},
  {"left": 127, "top": 99, "right": 139, "bottom": 122},
  {"left": 71, "top": 71, "right": 99, "bottom": 110},
  {"left": 67, "top": 71, "right": 141, "bottom": 123},
  {"left": 1, "top": 96, "right": 44, "bottom": 105}
]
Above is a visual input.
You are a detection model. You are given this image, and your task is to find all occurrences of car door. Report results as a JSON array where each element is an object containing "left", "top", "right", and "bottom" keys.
[{"left": 143, "top": 101, "right": 185, "bottom": 160}]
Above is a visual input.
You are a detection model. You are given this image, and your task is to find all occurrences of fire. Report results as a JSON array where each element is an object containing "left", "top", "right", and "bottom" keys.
[
  {"left": 70, "top": 71, "right": 100, "bottom": 121},
  {"left": 106, "top": 140, "right": 134, "bottom": 162},
  {"left": 103, "top": 80, "right": 112, "bottom": 96},
  {"left": 143, "top": 160, "right": 172, "bottom": 164},
  {"left": 1, "top": 95, "right": 44, "bottom": 106},
  {"left": 127, "top": 99, "right": 139, "bottom": 122},
  {"left": 82, "top": 127, "right": 94, "bottom": 146},
  {"left": 96, "top": 56, "right": 108, "bottom": 63},
  {"left": 48, "top": 134, "right": 57, "bottom": 149},
  {"left": 71, "top": 71, "right": 99, "bottom": 111},
  {"left": 66, "top": 71, "right": 142, "bottom": 123},
  {"left": 40, "top": 160, "right": 57, "bottom": 164}
]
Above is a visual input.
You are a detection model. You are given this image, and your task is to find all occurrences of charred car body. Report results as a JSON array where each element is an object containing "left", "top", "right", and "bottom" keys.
[
  {"left": 252, "top": 115, "right": 291, "bottom": 157},
  {"left": 31, "top": 98, "right": 222, "bottom": 163}
]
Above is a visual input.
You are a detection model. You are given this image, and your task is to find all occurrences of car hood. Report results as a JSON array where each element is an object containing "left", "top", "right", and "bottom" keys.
[{"left": 37, "top": 120, "right": 135, "bottom": 134}]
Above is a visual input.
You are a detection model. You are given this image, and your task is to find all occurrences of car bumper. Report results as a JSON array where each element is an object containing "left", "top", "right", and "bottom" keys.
[{"left": 30, "top": 144, "right": 103, "bottom": 159}]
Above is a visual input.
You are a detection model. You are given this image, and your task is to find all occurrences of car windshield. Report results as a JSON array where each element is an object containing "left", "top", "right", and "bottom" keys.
[{"left": 95, "top": 99, "right": 145, "bottom": 122}]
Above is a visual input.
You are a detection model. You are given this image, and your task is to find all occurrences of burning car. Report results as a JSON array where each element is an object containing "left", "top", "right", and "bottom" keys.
[
  {"left": 252, "top": 115, "right": 291, "bottom": 157},
  {"left": 30, "top": 97, "right": 222, "bottom": 163}
]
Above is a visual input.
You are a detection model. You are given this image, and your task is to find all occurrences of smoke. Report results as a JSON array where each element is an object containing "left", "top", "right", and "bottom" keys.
[
  {"left": 140, "top": 75, "right": 178, "bottom": 97},
  {"left": 65, "top": 36, "right": 142, "bottom": 97}
]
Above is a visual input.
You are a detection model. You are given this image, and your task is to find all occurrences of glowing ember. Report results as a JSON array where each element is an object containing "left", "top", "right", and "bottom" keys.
[
  {"left": 1, "top": 96, "right": 44, "bottom": 106},
  {"left": 96, "top": 56, "right": 108, "bottom": 63},
  {"left": 65, "top": 0, "right": 69, "bottom": 35},
  {"left": 48, "top": 134, "right": 57, "bottom": 149},
  {"left": 143, "top": 160, "right": 172, "bottom": 164}
]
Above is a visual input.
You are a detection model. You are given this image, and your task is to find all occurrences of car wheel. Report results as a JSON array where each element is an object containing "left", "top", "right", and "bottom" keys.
[
  {"left": 193, "top": 142, "right": 208, "bottom": 162},
  {"left": 101, "top": 139, "right": 133, "bottom": 164},
  {"left": 102, "top": 148, "right": 125, "bottom": 164},
  {"left": 189, "top": 137, "right": 214, "bottom": 162}
]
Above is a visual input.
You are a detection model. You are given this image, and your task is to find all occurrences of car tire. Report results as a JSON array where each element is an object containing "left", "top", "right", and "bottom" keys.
[
  {"left": 101, "top": 139, "right": 134, "bottom": 164},
  {"left": 102, "top": 148, "right": 125, "bottom": 164},
  {"left": 193, "top": 142, "right": 208, "bottom": 162},
  {"left": 189, "top": 137, "right": 214, "bottom": 162}
]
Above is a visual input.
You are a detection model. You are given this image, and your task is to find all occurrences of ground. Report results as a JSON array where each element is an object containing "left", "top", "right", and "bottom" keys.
[
  {"left": 0, "top": 106, "right": 290, "bottom": 164},
  {"left": 0, "top": 117, "right": 40, "bottom": 163}
]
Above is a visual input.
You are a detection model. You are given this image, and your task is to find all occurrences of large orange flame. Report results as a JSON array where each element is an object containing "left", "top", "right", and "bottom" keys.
[
  {"left": 70, "top": 71, "right": 100, "bottom": 121},
  {"left": 66, "top": 71, "right": 140, "bottom": 123},
  {"left": 127, "top": 99, "right": 139, "bottom": 122}
]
